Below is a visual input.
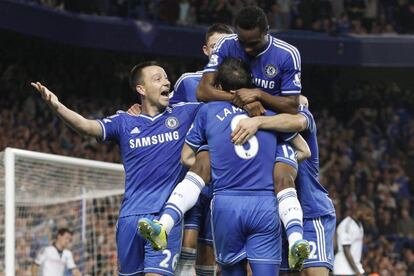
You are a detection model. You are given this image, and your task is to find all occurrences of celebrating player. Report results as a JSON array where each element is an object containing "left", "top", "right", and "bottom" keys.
[
  {"left": 171, "top": 23, "right": 233, "bottom": 276},
  {"left": 31, "top": 61, "right": 201, "bottom": 276},
  {"left": 197, "top": 6, "right": 309, "bottom": 269},
  {"left": 138, "top": 57, "right": 310, "bottom": 275},
  {"left": 231, "top": 95, "right": 336, "bottom": 276}
]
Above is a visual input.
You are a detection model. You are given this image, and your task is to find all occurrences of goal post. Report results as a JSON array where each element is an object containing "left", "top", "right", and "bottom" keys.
[{"left": 1, "top": 148, "right": 125, "bottom": 276}]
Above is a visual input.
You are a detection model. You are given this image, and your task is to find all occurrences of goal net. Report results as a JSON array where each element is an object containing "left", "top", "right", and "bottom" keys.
[{"left": 0, "top": 148, "right": 125, "bottom": 276}]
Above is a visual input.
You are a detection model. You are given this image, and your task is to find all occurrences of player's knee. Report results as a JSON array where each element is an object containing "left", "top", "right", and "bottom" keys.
[
  {"left": 274, "top": 163, "right": 297, "bottom": 193},
  {"left": 182, "top": 229, "right": 198, "bottom": 249},
  {"left": 190, "top": 151, "right": 211, "bottom": 183},
  {"left": 196, "top": 244, "right": 215, "bottom": 266},
  {"left": 274, "top": 172, "right": 295, "bottom": 192},
  {"left": 301, "top": 267, "right": 329, "bottom": 276}
]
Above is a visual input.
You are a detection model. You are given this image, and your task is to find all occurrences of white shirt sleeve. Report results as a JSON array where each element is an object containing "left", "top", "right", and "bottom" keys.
[
  {"left": 338, "top": 219, "right": 353, "bottom": 246},
  {"left": 65, "top": 250, "right": 77, "bottom": 270},
  {"left": 34, "top": 247, "right": 46, "bottom": 265}
]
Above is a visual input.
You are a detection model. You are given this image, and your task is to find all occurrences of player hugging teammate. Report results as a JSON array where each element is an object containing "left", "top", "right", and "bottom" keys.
[
  {"left": 33, "top": 5, "right": 335, "bottom": 276},
  {"left": 138, "top": 6, "right": 336, "bottom": 276}
]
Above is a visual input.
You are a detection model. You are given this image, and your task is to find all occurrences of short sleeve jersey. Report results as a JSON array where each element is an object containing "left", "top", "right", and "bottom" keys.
[
  {"left": 204, "top": 34, "right": 302, "bottom": 96},
  {"left": 97, "top": 103, "right": 201, "bottom": 217}
]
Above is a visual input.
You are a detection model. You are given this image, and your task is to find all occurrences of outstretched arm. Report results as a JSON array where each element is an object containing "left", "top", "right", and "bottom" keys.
[
  {"left": 197, "top": 72, "right": 234, "bottom": 102},
  {"left": 233, "top": 88, "right": 299, "bottom": 114},
  {"left": 181, "top": 143, "right": 197, "bottom": 167},
  {"left": 231, "top": 113, "right": 307, "bottom": 144},
  {"left": 31, "top": 82, "right": 102, "bottom": 138},
  {"left": 289, "top": 134, "right": 311, "bottom": 162}
]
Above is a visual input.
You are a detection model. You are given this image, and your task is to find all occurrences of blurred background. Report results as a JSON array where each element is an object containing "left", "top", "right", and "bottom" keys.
[{"left": 1, "top": 0, "right": 414, "bottom": 275}]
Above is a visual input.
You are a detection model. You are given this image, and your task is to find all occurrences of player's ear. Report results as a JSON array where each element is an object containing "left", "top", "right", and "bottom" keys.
[
  {"left": 136, "top": 85, "right": 146, "bottom": 97},
  {"left": 202, "top": 45, "right": 209, "bottom": 57}
]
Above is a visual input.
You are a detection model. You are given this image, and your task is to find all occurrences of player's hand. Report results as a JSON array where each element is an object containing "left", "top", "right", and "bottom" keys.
[
  {"left": 243, "top": 101, "right": 265, "bottom": 117},
  {"left": 232, "top": 88, "right": 261, "bottom": 107},
  {"left": 231, "top": 117, "right": 260, "bottom": 145},
  {"left": 127, "top": 103, "right": 142, "bottom": 116},
  {"left": 31, "top": 82, "right": 60, "bottom": 110}
]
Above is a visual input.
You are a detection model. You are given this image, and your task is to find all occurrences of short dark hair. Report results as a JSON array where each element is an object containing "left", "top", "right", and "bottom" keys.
[
  {"left": 56, "top": 228, "right": 73, "bottom": 237},
  {"left": 205, "top": 23, "right": 233, "bottom": 44},
  {"left": 216, "top": 57, "right": 252, "bottom": 91},
  {"left": 129, "top": 61, "right": 161, "bottom": 90},
  {"left": 358, "top": 201, "right": 374, "bottom": 210},
  {"left": 235, "top": 6, "right": 268, "bottom": 33}
]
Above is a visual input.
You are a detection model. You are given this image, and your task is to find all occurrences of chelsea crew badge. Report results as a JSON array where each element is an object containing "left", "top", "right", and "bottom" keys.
[
  {"left": 165, "top": 117, "right": 179, "bottom": 129},
  {"left": 264, "top": 64, "right": 278, "bottom": 78}
]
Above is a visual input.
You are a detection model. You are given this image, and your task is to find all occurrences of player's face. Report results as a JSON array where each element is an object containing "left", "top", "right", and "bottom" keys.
[
  {"left": 361, "top": 207, "right": 375, "bottom": 225},
  {"left": 204, "top": 32, "right": 231, "bottom": 57},
  {"left": 141, "top": 66, "right": 171, "bottom": 109},
  {"left": 58, "top": 233, "right": 73, "bottom": 249},
  {"left": 236, "top": 26, "right": 268, "bottom": 57}
]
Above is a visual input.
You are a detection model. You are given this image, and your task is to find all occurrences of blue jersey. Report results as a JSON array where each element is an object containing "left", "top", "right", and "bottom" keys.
[
  {"left": 170, "top": 71, "right": 203, "bottom": 104},
  {"left": 98, "top": 103, "right": 201, "bottom": 217},
  {"left": 296, "top": 105, "right": 335, "bottom": 218},
  {"left": 169, "top": 70, "right": 214, "bottom": 199},
  {"left": 204, "top": 34, "right": 302, "bottom": 96},
  {"left": 186, "top": 102, "right": 282, "bottom": 194}
]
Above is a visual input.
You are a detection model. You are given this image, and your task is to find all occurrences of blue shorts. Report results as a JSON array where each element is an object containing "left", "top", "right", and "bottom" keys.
[
  {"left": 276, "top": 143, "right": 298, "bottom": 170},
  {"left": 280, "top": 213, "right": 336, "bottom": 271},
  {"left": 211, "top": 194, "right": 281, "bottom": 266},
  {"left": 184, "top": 193, "right": 213, "bottom": 245},
  {"left": 116, "top": 214, "right": 183, "bottom": 276}
]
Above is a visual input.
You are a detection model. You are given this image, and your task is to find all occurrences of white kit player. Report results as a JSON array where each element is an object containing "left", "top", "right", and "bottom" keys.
[
  {"left": 32, "top": 228, "right": 81, "bottom": 276},
  {"left": 334, "top": 202, "right": 374, "bottom": 276}
]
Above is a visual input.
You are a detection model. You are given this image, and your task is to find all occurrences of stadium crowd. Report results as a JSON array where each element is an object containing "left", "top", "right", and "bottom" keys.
[
  {"left": 17, "top": 0, "right": 414, "bottom": 34},
  {"left": 1, "top": 16, "right": 414, "bottom": 272}
]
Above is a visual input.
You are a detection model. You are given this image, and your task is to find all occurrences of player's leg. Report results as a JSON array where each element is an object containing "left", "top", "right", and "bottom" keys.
[
  {"left": 195, "top": 193, "right": 216, "bottom": 276},
  {"left": 116, "top": 216, "right": 145, "bottom": 275},
  {"left": 274, "top": 143, "right": 309, "bottom": 270},
  {"left": 301, "top": 267, "right": 329, "bottom": 276},
  {"left": 245, "top": 195, "right": 281, "bottom": 276},
  {"left": 249, "top": 263, "right": 280, "bottom": 276},
  {"left": 175, "top": 229, "right": 198, "bottom": 276},
  {"left": 300, "top": 214, "right": 336, "bottom": 276},
  {"left": 220, "top": 260, "right": 247, "bottom": 276},
  {"left": 196, "top": 243, "right": 216, "bottom": 276},
  {"left": 144, "top": 215, "right": 183, "bottom": 276},
  {"left": 139, "top": 151, "right": 211, "bottom": 250},
  {"left": 279, "top": 229, "right": 300, "bottom": 276},
  {"left": 211, "top": 195, "right": 247, "bottom": 274},
  {"left": 175, "top": 202, "right": 202, "bottom": 276},
  {"left": 176, "top": 150, "right": 212, "bottom": 275}
]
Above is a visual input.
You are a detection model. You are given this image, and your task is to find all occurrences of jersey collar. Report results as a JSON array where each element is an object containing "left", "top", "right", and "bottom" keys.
[
  {"left": 256, "top": 34, "right": 272, "bottom": 57},
  {"left": 138, "top": 109, "right": 168, "bottom": 121}
]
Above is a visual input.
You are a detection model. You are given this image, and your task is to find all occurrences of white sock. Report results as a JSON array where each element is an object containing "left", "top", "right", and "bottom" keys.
[
  {"left": 196, "top": 265, "right": 216, "bottom": 276},
  {"left": 277, "top": 187, "right": 304, "bottom": 247},
  {"left": 175, "top": 247, "right": 197, "bottom": 276},
  {"left": 160, "top": 172, "right": 205, "bottom": 234}
]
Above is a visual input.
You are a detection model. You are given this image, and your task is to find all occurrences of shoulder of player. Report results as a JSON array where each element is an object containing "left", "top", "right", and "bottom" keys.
[
  {"left": 340, "top": 216, "right": 359, "bottom": 231},
  {"left": 270, "top": 36, "right": 301, "bottom": 66},
  {"left": 174, "top": 71, "right": 203, "bottom": 91},
  {"left": 204, "top": 101, "right": 236, "bottom": 113},
  {"left": 170, "top": 102, "right": 202, "bottom": 112},
  {"left": 298, "top": 105, "right": 315, "bottom": 131},
  {"left": 62, "top": 249, "right": 74, "bottom": 256},
  {"left": 40, "top": 245, "right": 53, "bottom": 253},
  {"left": 214, "top": 34, "right": 238, "bottom": 52}
]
